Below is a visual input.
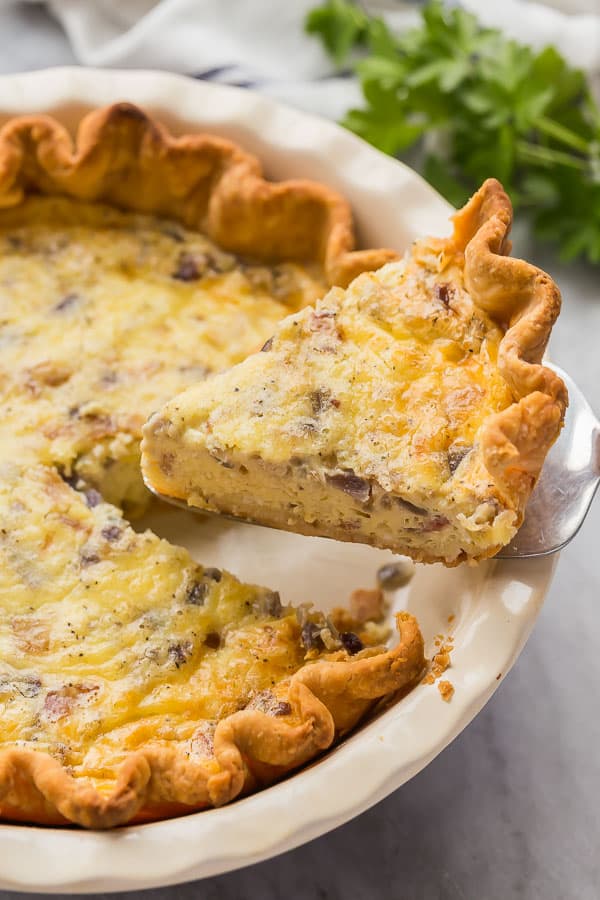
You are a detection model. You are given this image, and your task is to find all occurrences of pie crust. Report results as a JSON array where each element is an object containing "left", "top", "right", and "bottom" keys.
[
  {"left": 0, "top": 102, "right": 395, "bottom": 285},
  {"left": 141, "top": 180, "right": 568, "bottom": 564},
  {"left": 0, "top": 104, "right": 422, "bottom": 828}
]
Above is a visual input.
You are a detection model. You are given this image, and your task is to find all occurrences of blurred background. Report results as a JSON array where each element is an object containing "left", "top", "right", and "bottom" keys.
[{"left": 0, "top": 2, "right": 598, "bottom": 899}]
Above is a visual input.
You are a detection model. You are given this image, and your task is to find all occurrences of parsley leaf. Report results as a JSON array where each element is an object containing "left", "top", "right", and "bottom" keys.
[
  {"left": 305, "top": 0, "right": 368, "bottom": 65},
  {"left": 306, "top": 0, "right": 600, "bottom": 264}
]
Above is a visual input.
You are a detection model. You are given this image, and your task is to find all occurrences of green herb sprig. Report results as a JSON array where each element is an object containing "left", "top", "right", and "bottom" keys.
[{"left": 306, "top": 0, "right": 600, "bottom": 263}]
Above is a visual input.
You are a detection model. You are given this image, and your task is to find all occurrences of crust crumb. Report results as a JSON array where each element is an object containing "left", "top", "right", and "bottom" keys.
[
  {"left": 431, "top": 640, "right": 453, "bottom": 678},
  {"left": 438, "top": 680, "right": 454, "bottom": 702},
  {"left": 422, "top": 635, "right": 454, "bottom": 691}
]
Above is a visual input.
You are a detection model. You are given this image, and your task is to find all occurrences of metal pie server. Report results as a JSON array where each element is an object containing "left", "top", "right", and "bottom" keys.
[{"left": 145, "top": 364, "right": 598, "bottom": 561}]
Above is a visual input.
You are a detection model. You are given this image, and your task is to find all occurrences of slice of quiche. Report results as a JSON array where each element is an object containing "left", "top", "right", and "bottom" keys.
[
  {"left": 142, "top": 180, "right": 567, "bottom": 565},
  {"left": 0, "top": 464, "right": 424, "bottom": 827}
]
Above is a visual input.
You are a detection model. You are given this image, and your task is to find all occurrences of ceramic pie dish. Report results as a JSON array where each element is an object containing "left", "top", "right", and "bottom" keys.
[{"left": 0, "top": 68, "right": 558, "bottom": 893}]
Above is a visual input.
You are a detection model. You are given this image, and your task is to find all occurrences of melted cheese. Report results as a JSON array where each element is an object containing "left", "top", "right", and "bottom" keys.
[
  {"left": 0, "top": 195, "right": 358, "bottom": 791},
  {"left": 0, "top": 196, "right": 326, "bottom": 514},
  {"left": 0, "top": 465, "right": 309, "bottom": 778}
]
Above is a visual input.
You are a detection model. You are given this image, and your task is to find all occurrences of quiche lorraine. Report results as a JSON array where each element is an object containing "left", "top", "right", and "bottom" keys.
[
  {"left": 142, "top": 180, "right": 568, "bottom": 565},
  {"left": 0, "top": 104, "right": 423, "bottom": 827}
]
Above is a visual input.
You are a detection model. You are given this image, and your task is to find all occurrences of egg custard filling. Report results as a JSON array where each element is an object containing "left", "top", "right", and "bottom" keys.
[
  {"left": 0, "top": 195, "right": 326, "bottom": 516},
  {"left": 142, "top": 180, "right": 567, "bottom": 565},
  {"left": 0, "top": 465, "right": 303, "bottom": 769}
]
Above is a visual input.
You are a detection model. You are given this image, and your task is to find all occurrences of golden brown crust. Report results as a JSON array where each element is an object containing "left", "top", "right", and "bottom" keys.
[
  {"left": 448, "top": 179, "right": 567, "bottom": 517},
  {"left": 0, "top": 614, "right": 424, "bottom": 828},
  {"left": 0, "top": 102, "right": 396, "bottom": 287}
]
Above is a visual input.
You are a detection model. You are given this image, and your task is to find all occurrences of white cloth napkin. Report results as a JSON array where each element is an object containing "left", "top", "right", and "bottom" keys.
[{"left": 6, "top": 0, "right": 600, "bottom": 117}]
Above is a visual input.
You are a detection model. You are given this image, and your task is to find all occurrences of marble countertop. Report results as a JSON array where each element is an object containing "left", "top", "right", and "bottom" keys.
[{"left": 0, "top": 4, "right": 598, "bottom": 899}]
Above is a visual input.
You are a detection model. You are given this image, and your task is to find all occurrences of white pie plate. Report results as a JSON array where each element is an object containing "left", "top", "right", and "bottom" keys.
[{"left": 0, "top": 68, "right": 558, "bottom": 893}]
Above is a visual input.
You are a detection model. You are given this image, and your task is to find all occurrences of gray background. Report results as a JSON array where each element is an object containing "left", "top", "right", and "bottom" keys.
[{"left": 0, "top": 3, "right": 598, "bottom": 898}]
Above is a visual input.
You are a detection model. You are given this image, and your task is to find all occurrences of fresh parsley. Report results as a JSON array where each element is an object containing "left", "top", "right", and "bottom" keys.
[{"left": 306, "top": 0, "right": 600, "bottom": 263}]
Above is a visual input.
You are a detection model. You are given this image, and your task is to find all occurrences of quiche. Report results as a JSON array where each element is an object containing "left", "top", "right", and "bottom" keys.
[
  {"left": 0, "top": 102, "right": 395, "bottom": 517},
  {"left": 0, "top": 104, "right": 423, "bottom": 827},
  {"left": 0, "top": 463, "right": 423, "bottom": 827},
  {"left": 142, "top": 180, "right": 568, "bottom": 565}
]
